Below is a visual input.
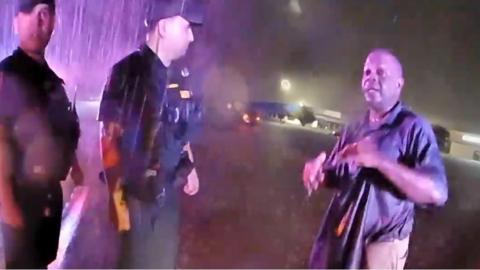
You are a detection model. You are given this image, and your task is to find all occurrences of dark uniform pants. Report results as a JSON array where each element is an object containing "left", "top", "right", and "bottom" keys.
[
  {"left": 119, "top": 184, "right": 180, "bottom": 269},
  {"left": 1, "top": 183, "right": 63, "bottom": 269}
]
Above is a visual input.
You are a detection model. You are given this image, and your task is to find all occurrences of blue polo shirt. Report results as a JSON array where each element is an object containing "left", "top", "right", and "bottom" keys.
[{"left": 310, "top": 102, "right": 448, "bottom": 268}]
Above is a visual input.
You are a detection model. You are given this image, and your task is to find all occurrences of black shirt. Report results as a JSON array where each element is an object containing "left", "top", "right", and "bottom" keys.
[
  {"left": 0, "top": 48, "right": 80, "bottom": 184},
  {"left": 99, "top": 44, "right": 187, "bottom": 199}
]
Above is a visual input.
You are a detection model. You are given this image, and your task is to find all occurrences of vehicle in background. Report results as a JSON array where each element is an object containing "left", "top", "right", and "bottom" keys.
[
  {"left": 292, "top": 106, "right": 316, "bottom": 126},
  {"left": 315, "top": 115, "right": 344, "bottom": 137},
  {"left": 227, "top": 100, "right": 345, "bottom": 132},
  {"left": 473, "top": 150, "right": 480, "bottom": 161},
  {"left": 330, "top": 129, "right": 341, "bottom": 137},
  {"left": 242, "top": 110, "right": 261, "bottom": 126},
  {"left": 432, "top": 124, "right": 451, "bottom": 154}
]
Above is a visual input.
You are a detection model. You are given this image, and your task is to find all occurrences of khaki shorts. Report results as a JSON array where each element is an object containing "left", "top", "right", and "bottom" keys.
[{"left": 366, "top": 236, "right": 410, "bottom": 269}]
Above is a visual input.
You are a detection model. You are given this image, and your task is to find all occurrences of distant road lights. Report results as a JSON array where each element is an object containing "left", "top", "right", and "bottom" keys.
[
  {"left": 280, "top": 79, "right": 292, "bottom": 92},
  {"left": 242, "top": 113, "right": 250, "bottom": 124}
]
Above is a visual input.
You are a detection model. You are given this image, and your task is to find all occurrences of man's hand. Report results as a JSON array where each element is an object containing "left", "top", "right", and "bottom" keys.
[
  {"left": 178, "top": 143, "right": 198, "bottom": 195},
  {"left": 340, "top": 136, "right": 382, "bottom": 168},
  {"left": 184, "top": 168, "right": 199, "bottom": 196},
  {"left": 303, "top": 152, "right": 327, "bottom": 196}
]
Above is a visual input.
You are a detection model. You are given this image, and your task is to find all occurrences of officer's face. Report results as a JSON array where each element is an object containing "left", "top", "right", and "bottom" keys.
[
  {"left": 14, "top": 4, "right": 55, "bottom": 53},
  {"left": 161, "top": 16, "right": 195, "bottom": 60},
  {"left": 361, "top": 51, "right": 404, "bottom": 112}
]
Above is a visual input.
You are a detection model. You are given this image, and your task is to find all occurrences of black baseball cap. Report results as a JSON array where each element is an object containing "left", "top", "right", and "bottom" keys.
[
  {"left": 145, "top": 0, "right": 207, "bottom": 26},
  {"left": 16, "top": 0, "right": 55, "bottom": 14}
]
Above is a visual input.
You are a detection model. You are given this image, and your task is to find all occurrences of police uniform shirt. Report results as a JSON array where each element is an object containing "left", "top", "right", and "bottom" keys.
[{"left": 99, "top": 44, "right": 187, "bottom": 200}]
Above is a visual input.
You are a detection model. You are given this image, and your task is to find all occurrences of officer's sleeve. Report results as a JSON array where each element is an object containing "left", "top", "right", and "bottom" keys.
[
  {"left": 0, "top": 72, "right": 11, "bottom": 123},
  {"left": 407, "top": 117, "right": 448, "bottom": 206},
  {"left": 0, "top": 73, "right": 6, "bottom": 121},
  {"left": 0, "top": 72, "right": 16, "bottom": 211},
  {"left": 0, "top": 72, "right": 23, "bottom": 126},
  {"left": 98, "top": 65, "right": 127, "bottom": 123}
]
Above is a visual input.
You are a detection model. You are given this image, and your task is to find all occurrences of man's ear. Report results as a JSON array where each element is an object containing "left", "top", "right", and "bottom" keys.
[{"left": 157, "top": 18, "right": 168, "bottom": 38}]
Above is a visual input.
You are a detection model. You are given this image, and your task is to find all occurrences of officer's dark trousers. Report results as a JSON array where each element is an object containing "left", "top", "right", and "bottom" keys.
[
  {"left": 119, "top": 184, "right": 180, "bottom": 269},
  {"left": 1, "top": 182, "right": 63, "bottom": 269}
]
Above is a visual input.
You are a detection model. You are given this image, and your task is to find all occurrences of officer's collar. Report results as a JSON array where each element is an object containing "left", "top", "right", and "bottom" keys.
[
  {"left": 14, "top": 47, "right": 64, "bottom": 84},
  {"left": 140, "top": 44, "right": 168, "bottom": 71}
]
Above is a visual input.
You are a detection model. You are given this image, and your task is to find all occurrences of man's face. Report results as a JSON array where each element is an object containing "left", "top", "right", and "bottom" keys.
[
  {"left": 161, "top": 16, "right": 195, "bottom": 61},
  {"left": 14, "top": 4, "right": 55, "bottom": 53},
  {"left": 361, "top": 51, "right": 404, "bottom": 111}
]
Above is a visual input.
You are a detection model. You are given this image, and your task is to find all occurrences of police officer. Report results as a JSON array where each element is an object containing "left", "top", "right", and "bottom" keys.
[
  {"left": 98, "top": 0, "right": 206, "bottom": 268},
  {"left": 0, "top": 0, "right": 82, "bottom": 268}
]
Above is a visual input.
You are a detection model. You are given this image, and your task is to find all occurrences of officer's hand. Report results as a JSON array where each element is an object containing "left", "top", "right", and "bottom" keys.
[
  {"left": 2, "top": 205, "right": 24, "bottom": 229},
  {"left": 303, "top": 152, "right": 327, "bottom": 196},
  {"left": 184, "top": 168, "right": 199, "bottom": 196}
]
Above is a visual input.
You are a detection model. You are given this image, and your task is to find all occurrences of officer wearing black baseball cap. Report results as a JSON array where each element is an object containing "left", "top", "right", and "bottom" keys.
[
  {"left": 145, "top": 0, "right": 206, "bottom": 26},
  {"left": 0, "top": 0, "right": 82, "bottom": 268},
  {"left": 98, "top": 0, "right": 207, "bottom": 268},
  {"left": 16, "top": 0, "right": 55, "bottom": 13}
]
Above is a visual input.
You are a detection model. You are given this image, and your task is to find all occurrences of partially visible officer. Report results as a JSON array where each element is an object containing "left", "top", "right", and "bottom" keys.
[
  {"left": 98, "top": 0, "right": 206, "bottom": 268},
  {"left": 0, "top": 0, "right": 82, "bottom": 268}
]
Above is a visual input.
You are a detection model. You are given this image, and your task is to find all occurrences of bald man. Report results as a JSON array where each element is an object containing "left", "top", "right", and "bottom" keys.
[{"left": 303, "top": 49, "right": 448, "bottom": 269}]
